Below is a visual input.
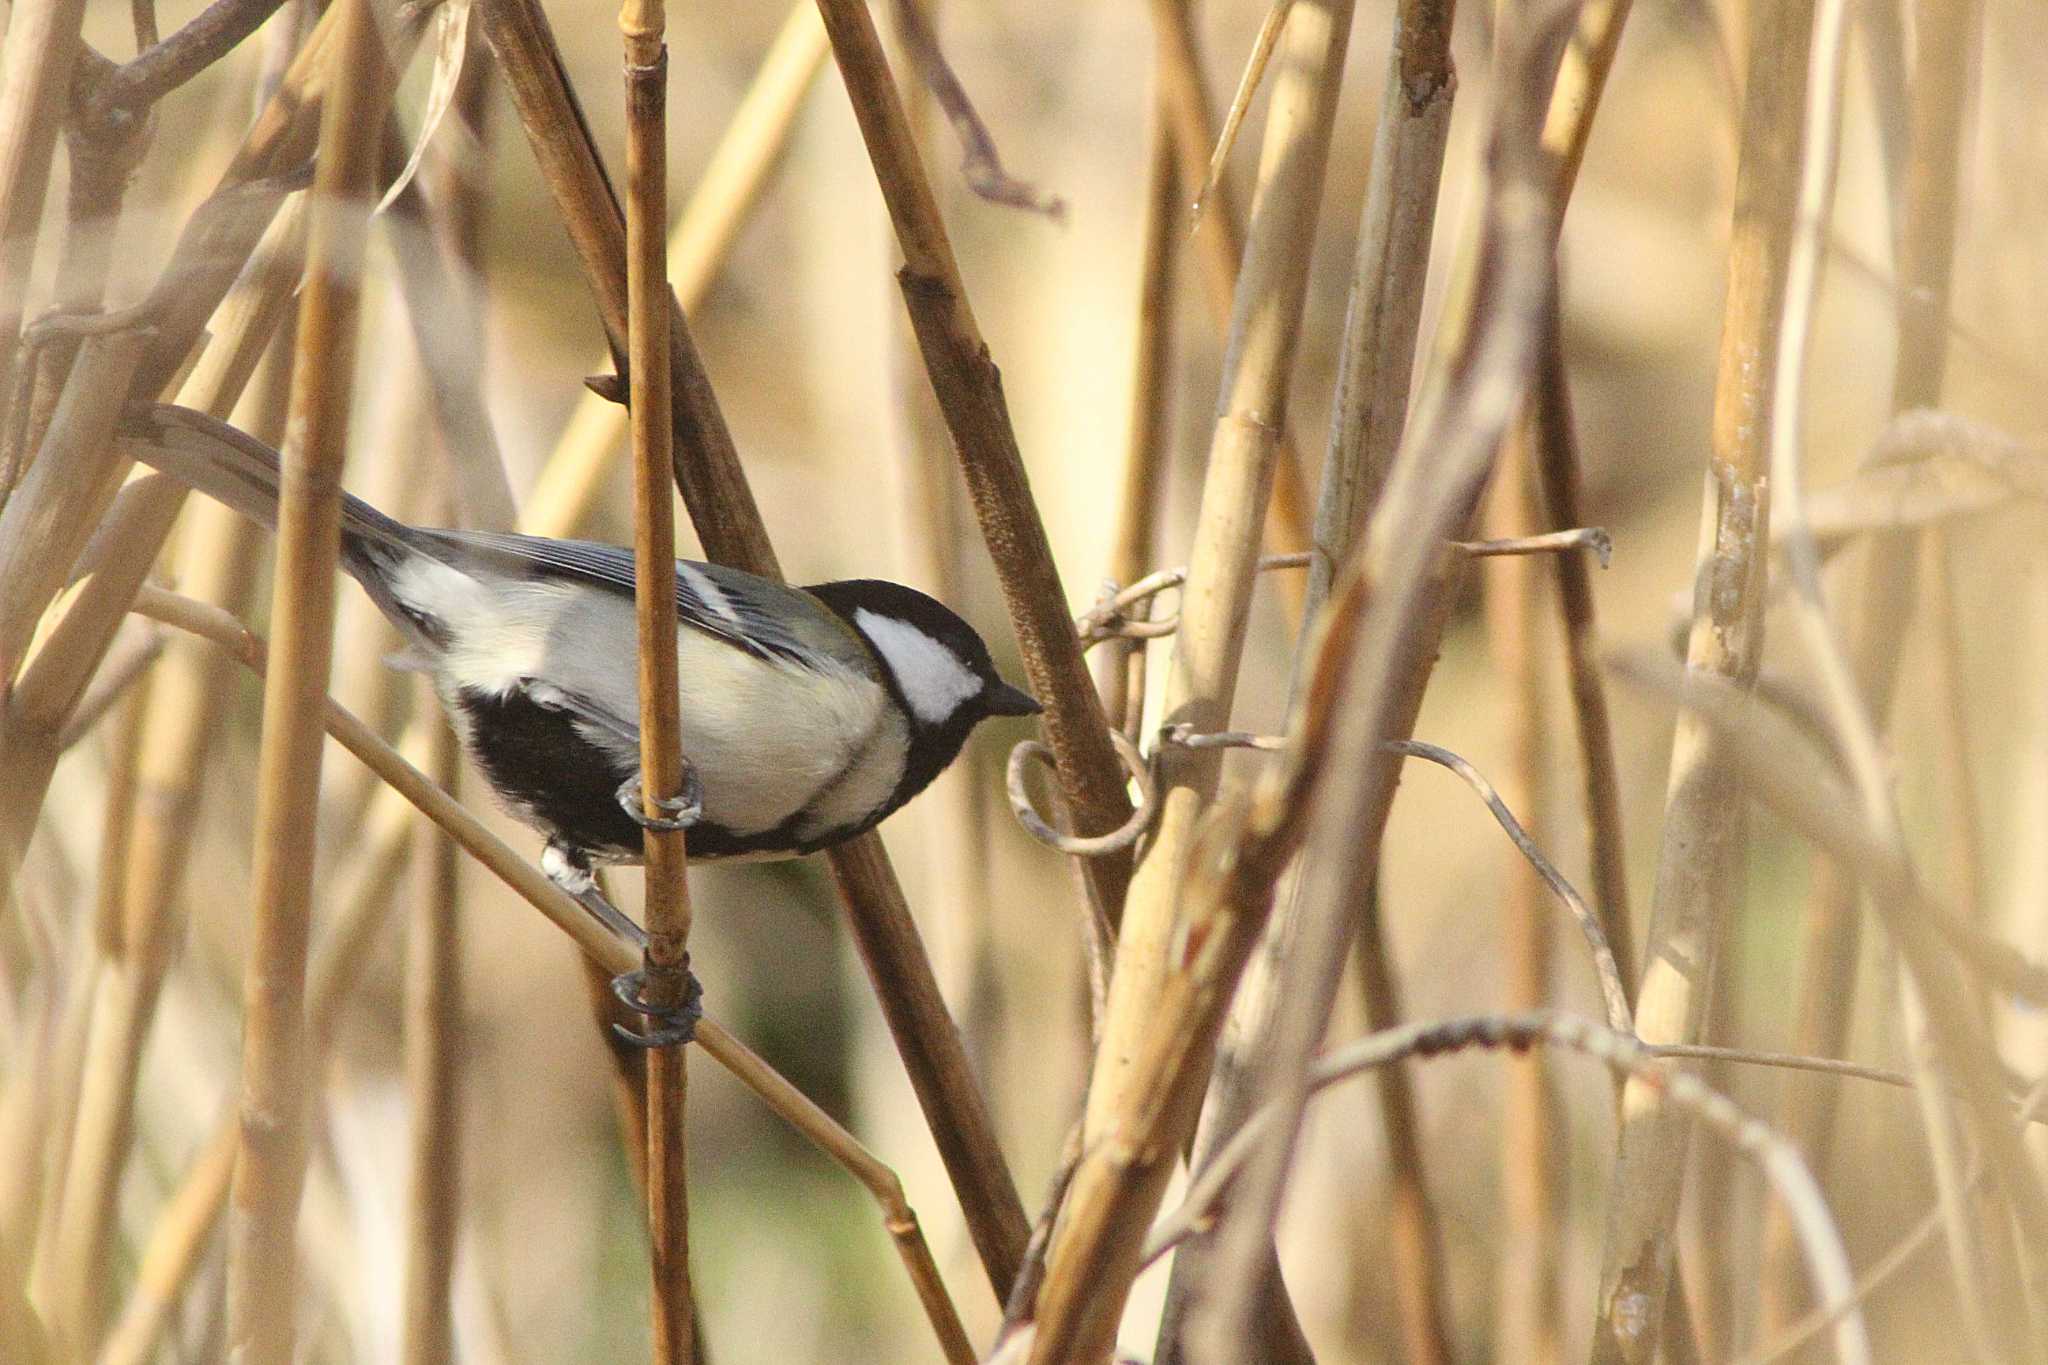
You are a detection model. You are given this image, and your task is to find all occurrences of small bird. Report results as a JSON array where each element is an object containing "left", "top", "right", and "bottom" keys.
[{"left": 118, "top": 404, "right": 1041, "bottom": 1040}]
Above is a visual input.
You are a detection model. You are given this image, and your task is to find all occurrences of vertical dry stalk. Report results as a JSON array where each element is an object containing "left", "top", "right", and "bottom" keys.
[
  {"left": 814, "top": 0, "right": 1136, "bottom": 913},
  {"left": 1144, "top": 0, "right": 1315, "bottom": 615},
  {"left": 1757, "top": 0, "right": 1983, "bottom": 1337},
  {"left": 0, "top": 0, "right": 89, "bottom": 421},
  {"left": 1087, "top": 0, "right": 1354, "bottom": 1153},
  {"left": 1096, "top": 80, "right": 1178, "bottom": 748},
  {"left": 1588, "top": 2, "right": 1813, "bottom": 1357},
  {"left": 621, "top": 1, "right": 698, "bottom": 1356},
  {"left": 221, "top": 0, "right": 389, "bottom": 1355},
  {"left": 1485, "top": 426, "right": 1561, "bottom": 1365},
  {"left": 1159, "top": 1, "right": 1458, "bottom": 1358},
  {"left": 1026, "top": 566, "right": 1369, "bottom": 1365},
  {"left": 400, "top": 709, "right": 463, "bottom": 1365},
  {"left": 1175, "top": 4, "right": 1576, "bottom": 1351},
  {"left": 476, "top": 0, "right": 1027, "bottom": 1293}
]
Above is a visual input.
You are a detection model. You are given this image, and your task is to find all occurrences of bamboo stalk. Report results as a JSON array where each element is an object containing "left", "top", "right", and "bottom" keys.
[
  {"left": 1757, "top": 0, "right": 1984, "bottom": 1338},
  {"left": 1587, "top": 2, "right": 1813, "bottom": 1356},
  {"left": 620, "top": 0, "right": 697, "bottom": 1355},
  {"left": 221, "top": 0, "right": 388, "bottom": 1352},
  {"left": 1156, "top": 0, "right": 1459, "bottom": 1356},
  {"left": 478, "top": 0, "right": 1028, "bottom": 1295}
]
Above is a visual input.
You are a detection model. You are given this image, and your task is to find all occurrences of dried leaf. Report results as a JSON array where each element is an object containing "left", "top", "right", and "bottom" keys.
[{"left": 373, "top": 0, "right": 472, "bottom": 217}]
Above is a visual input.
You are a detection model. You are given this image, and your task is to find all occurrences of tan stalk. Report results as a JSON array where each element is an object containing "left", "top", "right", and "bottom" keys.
[
  {"left": 1144, "top": 0, "right": 1315, "bottom": 619},
  {"left": 620, "top": 0, "right": 698, "bottom": 1355},
  {"left": 220, "top": 0, "right": 389, "bottom": 1352},
  {"left": 1155, "top": 0, "right": 1460, "bottom": 1357},
  {"left": 884, "top": 0, "right": 1001, "bottom": 1045},
  {"left": 1484, "top": 421, "right": 1561, "bottom": 1365},
  {"left": 475, "top": 0, "right": 1027, "bottom": 1292},
  {"left": 1758, "top": 0, "right": 1984, "bottom": 1338},
  {"left": 113, "top": 586, "right": 975, "bottom": 1365},
  {"left": 399, "top": 38, "right": 493, "bottom": 1365},
  {"left": 1086, "top": 0, "right": 1353, "bottom": 1152},
  {"left": 1173, "top": 5, "right": 1577, "bottom": 1352},
  {"left": 1026, "top": 563, "right": 1370, "bottom": 1365},
  {"left": 1587, "top": 1, "right": 1813, "bottom": 1355}
]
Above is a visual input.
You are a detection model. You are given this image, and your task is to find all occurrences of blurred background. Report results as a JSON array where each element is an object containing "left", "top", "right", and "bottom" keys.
[{"left": 11, "top": 0, "right": 2048, "bottom": 1359}]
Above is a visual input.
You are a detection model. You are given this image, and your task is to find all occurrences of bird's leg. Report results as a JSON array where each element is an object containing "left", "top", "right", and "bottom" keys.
[
  {"left": 540, "top": 840, "right": 703, "bottom": 1048},
  {"left": 615, "top": 757, "right": 703, "bottom": 833},
  {"left": 541, "top": 841, "right": 644, "bottom": 945}
]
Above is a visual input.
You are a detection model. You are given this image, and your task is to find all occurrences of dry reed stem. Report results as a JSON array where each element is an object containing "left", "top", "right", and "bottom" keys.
[
  {"left": 1588, "top": 2, "right": 1812, "bottom": 1355},
  {"left": 0, "top": 0, "right": 89, "bottom": 424},
  {"left": 1483, "top": 424, "right": 1562, "bottom": 1365},
  {"left": 478, "top": 0, "right": 1027, "bottom": 1292},
  {"left": 19, "top": 236, "right": 298, "bottom": 1359},
  {"left": 1613, "top": 655, "right": 2048, "bottom": 1317},
  {"left": 1095, "top": 74, "right": 1177, "bottom": 771},
  {"left": 884, "top": 0, "right": 1003, "bottom": 1060},
  {"left": 400, "top": 705, "right": 463, "bottom": 1365},
  {"left": 1088, "top": 0, "right": 1354, "bottom": 1152},
  {"left": 118, "top": 586, "right": 975, "bottom": 1364},
  {"left": 1158, "top": 1, "right": 1459, "bottom": 1357},
  {"left": 1028, "top": 564, "right": 1370, "bottom": 1364},
  {"left": 1761, "top": 0, "right": 2039, "bottom": 1351},
  {"left": 1176, "top": 4, "right": 1576, "bottom": 1351},
  {"left": 523, "top": 1, "right": 826, "bottom": 533},
  {"left": 621, "top": 0, "right": 698, "bottom": 1355},
  {"left": 221, "top": 0, "right": 388, "bottom": 1352},
  {"left": 816, "top": 0, "right": 1137, "bottom": 918},
  {"left": 1757, "top": 0, "right": 1983, "bottom": 1338},
  {"left": 1147, "top": 1011, "right": 1873, "bottom": 1365},
  {"left": 1144, "top": 0, "right": 1315, "bottom": 620},
  {"left": 82, "top": 0, "right": 294, "bottom": 116}
]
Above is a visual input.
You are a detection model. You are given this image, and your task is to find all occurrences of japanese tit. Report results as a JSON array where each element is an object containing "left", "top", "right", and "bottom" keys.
[{"left": 117, "top": 404, "right": 1041, "bottom": 938}]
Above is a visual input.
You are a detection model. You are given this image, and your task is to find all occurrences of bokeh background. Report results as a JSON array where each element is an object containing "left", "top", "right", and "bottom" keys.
[{"left": 12, "top": 0, "right": 2048, "bottom": 1359}]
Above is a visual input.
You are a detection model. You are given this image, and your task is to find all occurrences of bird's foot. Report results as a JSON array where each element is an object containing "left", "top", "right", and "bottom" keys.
[
  {"left": 610, "top": 963, "right": 703, "bottom": 1048},
  {"left": 616, "top": 764, "right": 702, "bottom": 833}
]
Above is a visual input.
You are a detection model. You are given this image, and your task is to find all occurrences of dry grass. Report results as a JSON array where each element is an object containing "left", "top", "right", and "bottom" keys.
[{"left": 7, "top": 0, "right": 2048, "bottom": 1361}]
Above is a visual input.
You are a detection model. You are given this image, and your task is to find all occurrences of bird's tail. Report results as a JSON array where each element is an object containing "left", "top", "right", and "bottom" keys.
[{"left": 117, "top": 403, "right": 423, "bottom": 577}]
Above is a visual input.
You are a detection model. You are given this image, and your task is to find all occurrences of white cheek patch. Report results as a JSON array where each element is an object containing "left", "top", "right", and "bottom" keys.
[{"left": 854, "top": 608, "right": 983, "bottom": 725}]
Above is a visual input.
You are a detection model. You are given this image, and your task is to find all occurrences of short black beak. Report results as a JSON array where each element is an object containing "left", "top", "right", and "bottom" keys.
[{"left": 983, "top": 680, "right": 1043, "bottom": 717}]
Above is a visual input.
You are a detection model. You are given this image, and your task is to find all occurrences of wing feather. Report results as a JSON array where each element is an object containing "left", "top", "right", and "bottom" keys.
[{"left": 416, "top": 530, "right": 838, "bottom": 669}]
